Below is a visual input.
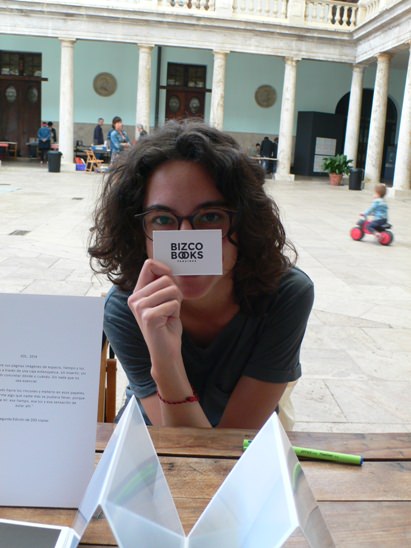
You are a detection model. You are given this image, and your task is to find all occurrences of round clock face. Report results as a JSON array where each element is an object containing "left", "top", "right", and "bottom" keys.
[
  {"left": 5, "top": 86, "right": 17, "bottom": 103},
  {"left": 189, "top": 97, "right": 201, "bottom": 114},
  {"left": 27, "top": 86, "right": 38, "bottom": 103},
  {"left": 93, "top": 73, "right": 117, "bottom": 97},
  {"left": 168, "top": 95, "right": 180, "bottom": 113},
  {"left": 255, "top": 85, "right": 276, "bottom": 108}
]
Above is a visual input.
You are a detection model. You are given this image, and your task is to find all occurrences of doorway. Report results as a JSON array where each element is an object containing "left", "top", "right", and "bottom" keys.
[
  {"left": 165, "top": 63, "right": 206, "bottom": 121},
  {"left": 0, "top": 51, "right": 43, "bottom": 156},
  {"left": 336, "top": 89, "right": 397, "bottom": 179}
]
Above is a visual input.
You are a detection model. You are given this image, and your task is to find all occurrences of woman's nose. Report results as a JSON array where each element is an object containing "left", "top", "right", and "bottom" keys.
[{"left": 179, "top": 218, "right": 192, "bottom": 231}]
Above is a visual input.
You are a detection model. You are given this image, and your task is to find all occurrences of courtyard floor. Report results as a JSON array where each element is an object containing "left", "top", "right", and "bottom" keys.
[{"left": 1, "top": 161, "right": 410, "bottom": 432}]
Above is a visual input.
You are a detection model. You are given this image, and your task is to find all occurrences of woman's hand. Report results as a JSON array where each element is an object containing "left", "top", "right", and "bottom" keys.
[
  {"left": 128, "top": 259, "right": 211, "bottom": 427},
  {"left": 127, "top": 259, "right": 183, "bottom": 368}
]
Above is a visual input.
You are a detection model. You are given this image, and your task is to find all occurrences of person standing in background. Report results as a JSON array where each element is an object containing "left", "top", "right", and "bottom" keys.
[
  {"left": 272, "top": 137, "right": 278, "bottom": 173},
  {"left": 47, "top": 122, "right": 57, "bottom": 144},
  {"left": 136, "top": 123, "right": 147, "bottom": 140},
  {"left": 260, "top": 136, "right": 275, "bottom": 175},
  {"left": 37, "top": 122, "right": 51, "bottom": 165},
  {"left": 93, "top": 117, "right": 105, "bottom": 145},
  {"left": 109, "top": 116, "right": 131, "bottom": 163}
]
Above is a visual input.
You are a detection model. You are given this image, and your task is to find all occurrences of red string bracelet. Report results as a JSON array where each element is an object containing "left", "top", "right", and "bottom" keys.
[{"left": 157, "top": 391, "right": 199, "bottom": 405}]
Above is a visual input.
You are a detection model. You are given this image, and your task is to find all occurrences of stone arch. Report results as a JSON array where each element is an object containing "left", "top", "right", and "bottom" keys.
[{"left": 336, "top": 89, "right": 397, "bottom": 174}]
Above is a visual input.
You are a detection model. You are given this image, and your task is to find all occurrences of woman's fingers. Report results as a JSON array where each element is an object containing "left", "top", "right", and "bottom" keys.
[
  {"left": 138, "top": 299, "right": 181, "bottom": 330},
  {"left": 134, "top": 259, "right": 173, "bottom": 292},
  {"left": 131, "top": 273, "right": 177, "bottom": 302},
  {"left": 129, "top": 284, "right": 181, "bottom": 317},
  {"left": 128, "top": 258, "right": 183, "bottom": 333}
]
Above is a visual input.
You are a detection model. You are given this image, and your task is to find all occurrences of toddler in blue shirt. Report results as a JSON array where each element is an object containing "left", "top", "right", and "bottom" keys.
[{"left": 361, "top": 183, "right": 389, "bottom": 234}]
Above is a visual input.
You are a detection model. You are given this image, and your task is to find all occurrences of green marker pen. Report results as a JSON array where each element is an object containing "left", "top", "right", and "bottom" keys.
[
  {"left": 243, "top": 439, "right": 363, "bottom": 466},
  {"left": 243, "top": 439, "right": 252, "bottom": 451},
  {"left": 293, "top": 446, "right": 363, "bottom": 465}
]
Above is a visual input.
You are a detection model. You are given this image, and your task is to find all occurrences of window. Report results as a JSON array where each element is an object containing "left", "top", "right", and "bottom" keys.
[
  {"left": 167, "top": 63, "right": 206, "bottom": 89},
  {"left": 0, "top": 51, "right": 42, "bottom": 77}
]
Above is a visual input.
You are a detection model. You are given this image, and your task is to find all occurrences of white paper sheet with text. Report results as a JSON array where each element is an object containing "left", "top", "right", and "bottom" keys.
[{"left": 0, "top": 293, "right": 104, "bottom": 508}]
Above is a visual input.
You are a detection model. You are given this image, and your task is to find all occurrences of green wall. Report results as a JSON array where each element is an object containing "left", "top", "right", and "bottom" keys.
[{"left": 0, "top": 35, "right": 407, "bottom": 141}]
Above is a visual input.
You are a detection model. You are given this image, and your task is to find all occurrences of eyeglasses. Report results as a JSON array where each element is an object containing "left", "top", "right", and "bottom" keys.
[{"left": 135, "top": 206, "right": 237, "bottom": 240}]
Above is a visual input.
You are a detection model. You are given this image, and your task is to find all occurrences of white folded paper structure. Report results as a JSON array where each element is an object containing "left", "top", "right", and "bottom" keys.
[{"left": 0, "top": 397, "right": 335, "bottom": 547}]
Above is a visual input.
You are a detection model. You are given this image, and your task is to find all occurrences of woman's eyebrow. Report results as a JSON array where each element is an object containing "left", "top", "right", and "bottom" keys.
[
  {"left": 144, "top": 204, "right": 173, "bottom": 212},
  {"left": 144, "top": 200, "right": 228, "bottom": 213}
]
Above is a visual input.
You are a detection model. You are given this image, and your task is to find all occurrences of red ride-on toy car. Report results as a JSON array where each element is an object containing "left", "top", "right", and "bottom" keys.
[{"left": 350, "top": 216, "right": 394, "bottom": 246}]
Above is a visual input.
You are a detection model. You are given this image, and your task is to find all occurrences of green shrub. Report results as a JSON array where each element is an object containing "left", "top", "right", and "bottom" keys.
[{"left": 322, "top": 154, "right": 353, "bottom": 175}]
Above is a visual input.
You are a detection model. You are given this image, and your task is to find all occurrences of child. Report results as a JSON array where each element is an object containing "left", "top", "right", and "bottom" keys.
[{"left": 361, "top": 183, "right": 389, "bottom": 235}]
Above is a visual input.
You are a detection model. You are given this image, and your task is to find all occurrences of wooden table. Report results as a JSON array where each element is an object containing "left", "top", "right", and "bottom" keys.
[
  {"left": 0, "top": 141, "right": 17, "bottom": 159},
  {"left": 1, "top": 427, "right": 410, "bottom": 546}
]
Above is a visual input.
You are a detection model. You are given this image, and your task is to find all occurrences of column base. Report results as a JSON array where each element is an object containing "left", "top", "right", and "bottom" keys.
[
  {"left": 387, "top": 187, "right": 411, "bottom": 199},
  {"left": 60, "top": 162, "right": 77, "bottom": 172},
  {"left": 274, "top": 173, "right": 295, "bottom": 182}
]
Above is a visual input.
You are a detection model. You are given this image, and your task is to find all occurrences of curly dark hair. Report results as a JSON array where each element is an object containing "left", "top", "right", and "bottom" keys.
[{"left": 88, "top": 119, "right": 297, "bottom": 303}]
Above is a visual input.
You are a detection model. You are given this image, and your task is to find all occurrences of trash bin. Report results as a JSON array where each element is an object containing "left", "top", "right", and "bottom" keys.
[
  {"left": 48, "top": 150, "right": 62, "bottom": 173},
  {"left": 349, "top": 168, "right": 363, "bottom": 191}
]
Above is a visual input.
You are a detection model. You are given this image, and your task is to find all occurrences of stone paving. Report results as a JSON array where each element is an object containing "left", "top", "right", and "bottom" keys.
[{"left": 1, "top": 161, "right": 410, "bottom": 433}]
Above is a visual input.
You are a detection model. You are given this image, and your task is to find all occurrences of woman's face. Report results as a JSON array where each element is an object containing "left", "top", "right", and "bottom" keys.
[
  {"left": 143, "top": 160, "right": 238, "bottom": 302},
  {"left": 114, "top": 120, "right": 123, "bottom": 131}
]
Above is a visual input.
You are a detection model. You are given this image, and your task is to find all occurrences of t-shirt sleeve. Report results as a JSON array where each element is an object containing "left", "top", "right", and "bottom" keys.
[
  {"left": 243, "top": 268, "right": 314, "bottom": 383},
  {"left": 363, "top": 200, "right": 376, "bottom": 216},
  {"left": 103, "top": 286, "right": 156, "bottom": 399}
]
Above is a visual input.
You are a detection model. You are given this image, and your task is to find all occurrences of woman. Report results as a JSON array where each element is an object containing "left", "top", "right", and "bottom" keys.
[
  {"left": 109, "top": 116, "right": 130, "bottom": 163},
  {"left": 89, "top": 120, "right": 314, "bottom": 429}
]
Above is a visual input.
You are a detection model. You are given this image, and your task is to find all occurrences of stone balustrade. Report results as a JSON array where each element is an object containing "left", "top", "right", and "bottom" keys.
[
  {"left": 305, "top": 0, "right": 358, "bottom": 28},
  {"left": 158, "top": 0, "right": 215, "bottom": 10},
  {"left": 232, "top": 0, "right": 289, "bottom": 20},
  {"left": 4, "top": 0, "right": 404, "bottom": 30}
]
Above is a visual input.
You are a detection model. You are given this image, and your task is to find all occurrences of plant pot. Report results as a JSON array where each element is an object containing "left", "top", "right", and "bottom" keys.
[{"left": 329, "top": 173, "right": 343, "bottom": 186}]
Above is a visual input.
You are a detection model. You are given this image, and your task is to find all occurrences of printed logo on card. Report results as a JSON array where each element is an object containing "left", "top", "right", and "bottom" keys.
[
  {"left": 170, "top": 241, "right": 204, "bottom": 261},
  {"left": 153, "top": 230, "right": 222, "bottom": 276}
]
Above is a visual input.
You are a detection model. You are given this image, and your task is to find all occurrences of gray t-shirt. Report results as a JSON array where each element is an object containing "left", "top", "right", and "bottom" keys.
[{"left": 104, "top": 267, "right": 314, "bottom": 426}]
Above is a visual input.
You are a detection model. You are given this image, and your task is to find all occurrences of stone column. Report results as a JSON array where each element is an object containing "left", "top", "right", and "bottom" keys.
[
  {"left": 58, "top": 38, "right": 76, "bottom": 168},
  {"left": 364, "top": 53, "right": 391, "bottom": 184},
  {"left": 210, "top": 51, "right": 228, "bottom": 130},
  {"left": 275, "top": 57, "right": 299, "bottom": 182},
  {"left": 392, "top": 44, "right": 411, "bottom": 193},
  {"left": 136, "top": 44, "right": 153, "bottom": 139},
  {"left": 344, "top": 64, "right": 365, "bottom": 167}
]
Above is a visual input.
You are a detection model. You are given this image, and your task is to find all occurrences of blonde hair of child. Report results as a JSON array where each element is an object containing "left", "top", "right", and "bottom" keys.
[{"left": 375, "top": 183, "right": 387, "bottom": 198}]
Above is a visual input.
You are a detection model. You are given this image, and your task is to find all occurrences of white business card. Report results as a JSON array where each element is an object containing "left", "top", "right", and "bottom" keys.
[{"left": 153, "top": 230, "right": 222, "bottom": 275}]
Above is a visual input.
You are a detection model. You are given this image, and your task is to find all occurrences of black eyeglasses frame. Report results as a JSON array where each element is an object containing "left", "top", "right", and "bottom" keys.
[{"left": 134, "top": 206, "right": 238, "bottom": 241}]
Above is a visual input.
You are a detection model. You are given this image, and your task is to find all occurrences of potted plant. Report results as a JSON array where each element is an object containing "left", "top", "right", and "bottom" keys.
[{"left": 322, "top": 154, "right": 353, "bottom": 186}]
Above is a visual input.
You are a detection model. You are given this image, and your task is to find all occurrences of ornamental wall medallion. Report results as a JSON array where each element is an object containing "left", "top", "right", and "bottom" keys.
[
  {"left": 255, "top": 85, "right": 276, "bottom": 108},
  {"left": 93, "top": 73, "right": 117, "bottom": 97}
]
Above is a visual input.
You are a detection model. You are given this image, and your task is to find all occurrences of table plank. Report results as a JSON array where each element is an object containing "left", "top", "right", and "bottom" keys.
[
  {"left": 2, "top": 502, "right": 410, "bottom": 547},
  {"left": 288, "top": 431, "right": 411, "bottom": 461},
  {"left": 318, "top": 501, "right": 411, "bottom": 548},
  {"left": 160, "top": 457, "right": 411, "bottom": 503},
  {"left": 302, "top": 461, "right": 411, "bottom": 501},
  {"left": 2, "top": 452, "right": 410, "bottom": 546},
  {"left": 96, "top": 424, "right": 411, "bottom": 460}
]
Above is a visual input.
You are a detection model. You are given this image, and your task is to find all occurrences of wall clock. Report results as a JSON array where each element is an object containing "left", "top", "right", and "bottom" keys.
[
  {"left": 188, "top": 97, "right": 201, "bottom": 114},
  {"left": 168, "top": 95, "right": 181, "bottom": 113},
  {"left": 255, "top": 85, "right": 276, "bottom": 108},
  {"left": 93, "top": 73, "right": 117, "bottom": 97}
]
